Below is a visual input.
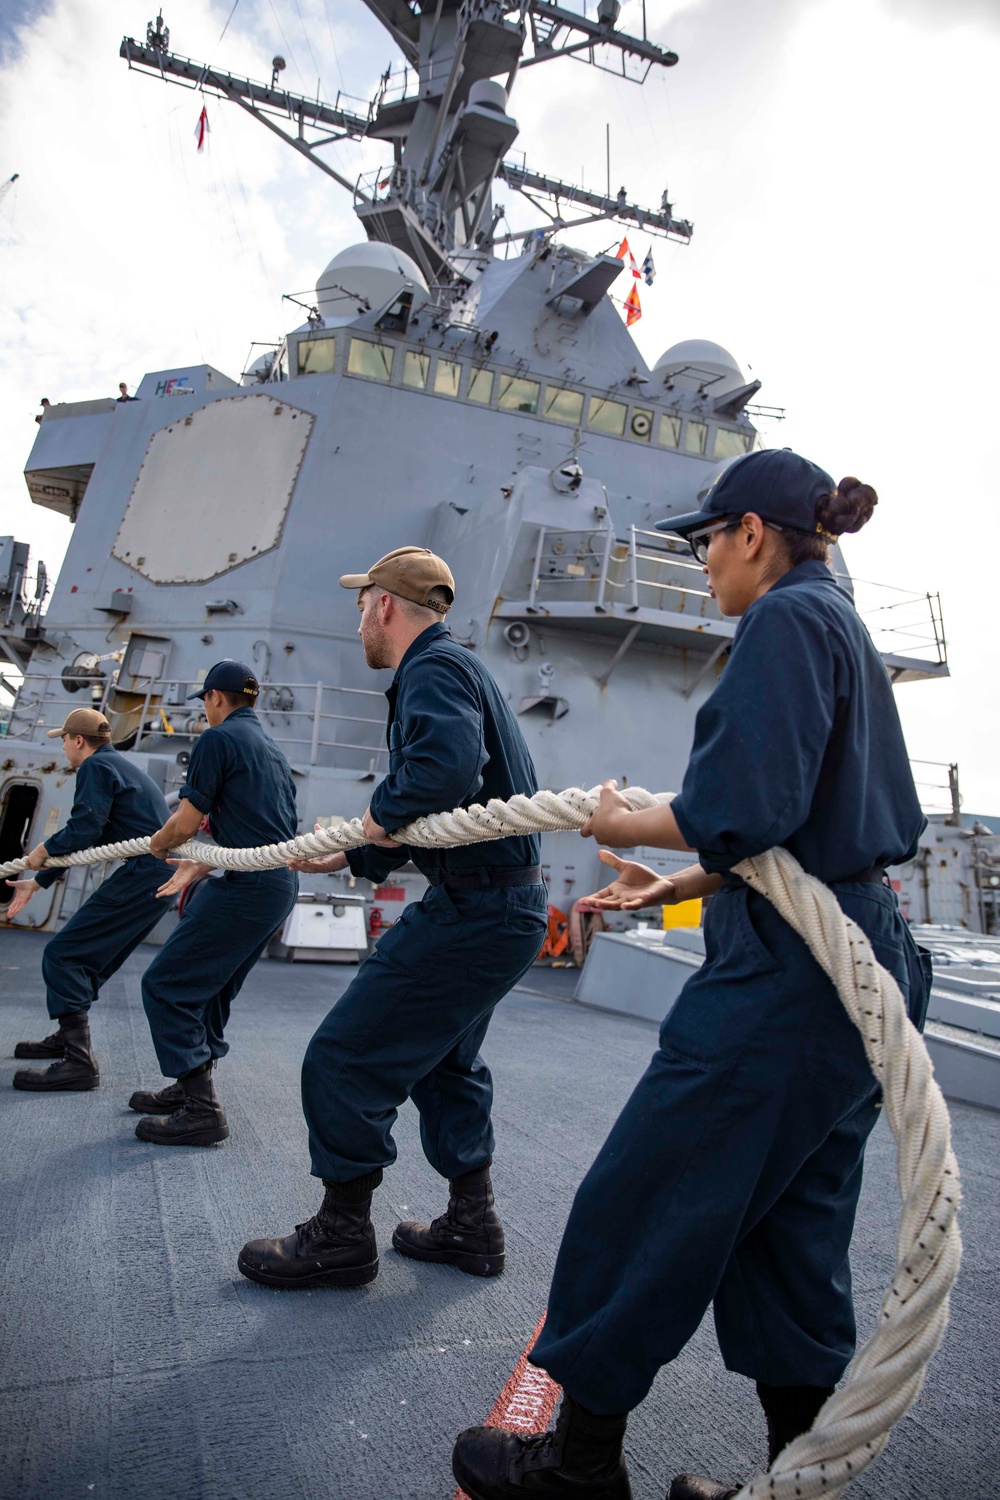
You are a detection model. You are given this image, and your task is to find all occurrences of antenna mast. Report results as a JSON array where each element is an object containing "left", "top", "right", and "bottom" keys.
[{"left": 121, "top": 2, "right": 692, "bottom": 287}]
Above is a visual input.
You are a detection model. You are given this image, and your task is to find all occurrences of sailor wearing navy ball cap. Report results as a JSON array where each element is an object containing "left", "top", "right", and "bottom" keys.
[
  {"left": 131, "top": 660, "right": 299, "bottom": 1147},
  {"left": 450, "top": 450, "right": 933, "bottom": 1500}
]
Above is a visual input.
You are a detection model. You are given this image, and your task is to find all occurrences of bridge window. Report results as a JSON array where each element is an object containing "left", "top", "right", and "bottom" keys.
[
  {"left": 684, "top": 420, "right": 708, "bottom": 456},
  {"left": 498, "top": 375, "right": 540, "bottom": 414},
  {"left": 544, "top": 387, "right": 584, "bottom": 425},
  {"left": 347, "top": 339, "right": 393, "bottom": 382},
  {"left": 468, "top": 369, "right": 494, "bottom": 404},
  {"left": 588, "top": 397, "right": 626, "bottom": 437},
  {"left": 297, "top": 336, "right": 336, "bottom": 376},
  {"left": 434, "top": 358, "right": 462, "bottom": 397},
  {"left": 658, "top": 414, "right": 681, "bottom": 448},
  {"left": 714, "top": 428, "right": 751, "bottom": 460},
  {"left": 402, "top": 351, "right": 430, "bottom": 390}
]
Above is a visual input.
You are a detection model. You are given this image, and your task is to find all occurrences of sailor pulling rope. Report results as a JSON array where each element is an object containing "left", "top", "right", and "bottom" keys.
[
  {"left": 4, "top": 456, "right": 957, "bottom": 1500},
  {"left": 1, "top": 781, "right": 961, "bottom": 1499}
]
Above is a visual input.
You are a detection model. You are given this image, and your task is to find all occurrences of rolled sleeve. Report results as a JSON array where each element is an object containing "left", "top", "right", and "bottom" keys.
[
  {"left": 179, "top": 729, "right": 225, "bottom": 817},
  {"left": 673, "top": 598, "right": 836, "bottom": 874},
  {"left": 370, "top": 660, "right": 487, "bottom": 833}
]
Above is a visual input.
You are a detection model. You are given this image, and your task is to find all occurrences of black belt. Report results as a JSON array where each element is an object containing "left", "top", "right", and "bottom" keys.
[
  {"left": 435, "top": 865, "right": 543, "bottom": 892},
  {"left": 839, "top": 865, "right": 888, "bottom": 885}
]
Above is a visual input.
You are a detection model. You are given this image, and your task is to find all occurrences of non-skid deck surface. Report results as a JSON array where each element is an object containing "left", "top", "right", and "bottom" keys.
[{"left": 0, "top": 931, "right": 996, "bottom": 1500}]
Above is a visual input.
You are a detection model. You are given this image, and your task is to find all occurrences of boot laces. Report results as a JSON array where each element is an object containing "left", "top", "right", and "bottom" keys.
[
  {"left": 511, "top": 1429, "right": 560, "bottom": 1476},
  {"left": 294, "top": 1213, "right": 325, "bottom": 1248}
]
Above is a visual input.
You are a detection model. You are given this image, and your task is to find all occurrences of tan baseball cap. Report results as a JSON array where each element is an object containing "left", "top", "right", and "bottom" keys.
[
  {"left": 339, "top": 546, "right": 455, "bottom": 614},
  {"left": 47, "top": 708, "right": 112, "bottom": 740}
]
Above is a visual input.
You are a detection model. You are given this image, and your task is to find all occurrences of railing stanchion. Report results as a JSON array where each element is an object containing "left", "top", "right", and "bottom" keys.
[
  {"left": 527, "top": 526, "right": 546, "bottom": 611},
  {"left": 310, "top": 681, "right": 323, "bottom": 766},
  {"left": 627, "top": 525, "right": 639, "bottom": 611},
  {"left": 595, "top": 527, "right": 615, "bottom": 613}
]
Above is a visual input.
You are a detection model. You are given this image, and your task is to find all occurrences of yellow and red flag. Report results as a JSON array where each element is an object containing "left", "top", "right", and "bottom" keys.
[{"left": 624, "top": 282, "right": 642, "bottom": 326}]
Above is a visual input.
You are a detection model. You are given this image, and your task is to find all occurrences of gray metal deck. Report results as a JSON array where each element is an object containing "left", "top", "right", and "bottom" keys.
[{"left": 0, "top": 931, "right": 996, "bottom": 1500}]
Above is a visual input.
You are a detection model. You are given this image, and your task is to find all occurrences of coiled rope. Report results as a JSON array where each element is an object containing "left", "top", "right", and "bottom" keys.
[{"left": 2, "top": 786, "right": 960, "bottom": 1497}]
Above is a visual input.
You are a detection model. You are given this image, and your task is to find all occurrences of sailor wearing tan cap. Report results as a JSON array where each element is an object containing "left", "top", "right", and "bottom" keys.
[
  {"left": 6, "top": 708, "right": 174, "bottom": 1093},
  {"left": 238, "top": 548, "right": 548, "bottom": 1291}
]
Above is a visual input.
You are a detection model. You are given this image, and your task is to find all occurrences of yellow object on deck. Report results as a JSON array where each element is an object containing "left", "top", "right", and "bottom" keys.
[{"left": 662, "top": 897, "right": 702, "bottom": 930}]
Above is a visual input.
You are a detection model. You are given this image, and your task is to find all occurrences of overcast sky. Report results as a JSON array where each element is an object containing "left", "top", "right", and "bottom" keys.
[{"left": 2, "top": 0, "right": 998, "bottom": 812}]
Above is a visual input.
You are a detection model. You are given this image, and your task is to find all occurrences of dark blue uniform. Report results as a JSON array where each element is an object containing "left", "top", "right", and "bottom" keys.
[
  {"left": 35, "top": 746, "right": 172, "bottom": 1020},
  {"left": 141, "top": 707, "right": 298, "bottom": 1079},
  {"left": 301, "top": 622, "right": 547, "bottom": 1183},
  {"left": 532, "top": 561, "right": 932, "bottom": 1413}
]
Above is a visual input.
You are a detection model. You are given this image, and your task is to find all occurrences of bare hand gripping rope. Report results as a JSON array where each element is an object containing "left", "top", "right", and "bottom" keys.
[{"left": 0, "top": 786, "right": 960, "bottom": 1499}]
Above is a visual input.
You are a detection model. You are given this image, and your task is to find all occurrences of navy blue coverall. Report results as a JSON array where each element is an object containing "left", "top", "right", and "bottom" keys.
[
  {"left": 301, "top": 622, "right": 548, "bottom": 1184},
  {"left": 141, "top": 707, "right": 298, "bottom": 1079},
  {"left": 34, "top": 745, "right": 172, "bottom": 1020},
  {"left": 531, "top": 561, "right": 932, "bottom": 1414}
]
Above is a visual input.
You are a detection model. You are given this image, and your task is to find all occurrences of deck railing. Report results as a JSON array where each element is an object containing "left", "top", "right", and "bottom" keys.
[
  {"left": 3, "top": 675, "right": 390, "bottom": 770},
  {"left": 505, "top": 523, "right": 948, "bottom": 677}
]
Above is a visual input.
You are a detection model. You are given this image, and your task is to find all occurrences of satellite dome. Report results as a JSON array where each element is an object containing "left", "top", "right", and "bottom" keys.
[
  {"left": 653, "top": 339, "right": 745, "bottom": 398},
  {"left": 315, "top": 242, "right": 430, "bottom": 324}
]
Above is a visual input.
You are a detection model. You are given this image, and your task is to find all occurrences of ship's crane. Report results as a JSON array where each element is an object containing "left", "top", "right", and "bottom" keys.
[{"left": 120, "top": 2, "right": 692, "bottom": 289}]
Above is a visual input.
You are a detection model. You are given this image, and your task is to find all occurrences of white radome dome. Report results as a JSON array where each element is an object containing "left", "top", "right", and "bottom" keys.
[
  {"left": 315, "top": 242, "right": 430, "bottom": 324},
  {"left": 653, "top": 339, "right": 746, "bottom": 398}
]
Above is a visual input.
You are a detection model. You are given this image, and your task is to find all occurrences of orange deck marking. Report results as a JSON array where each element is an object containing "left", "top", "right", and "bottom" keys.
[{"left": 453, "top": 1312, "right": 562, "bottom": 1500}]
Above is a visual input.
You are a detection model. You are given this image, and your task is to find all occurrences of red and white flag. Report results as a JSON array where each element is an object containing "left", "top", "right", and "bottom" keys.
[
  {"left": 616, "top": 235, "right": 641, "bottom": 279},
  {"left": 195, "top": 104, "right": 210, "bottom": 152},
  {"left": 624, "top": 282, "right": 642, "bottom": 326}
]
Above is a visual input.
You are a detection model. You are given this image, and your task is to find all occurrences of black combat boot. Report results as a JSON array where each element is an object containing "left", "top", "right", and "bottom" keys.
[
  {"left": 14, "top": 1026, "right": 66, "bottom": 1060},
  {"left": 128, "top": 1080, "right": 185, "bottom": 1114},
  {"left": 134, "top": 1061, "right": 229, "bottom": 1146},
  {"left": 237, "top": 1170, "right": 381, "bottom": 1289},
  {"left": 452, "top": 1393, "right": 632, "bottom": 1500},
  {"left": 667, "top": 1382, "right": 835, "bottom": 1500},
  {"left": 392, "top": 1159, "right": 505, "bottom": 1277},
  {"left": 13, "top": 1012, "right": 99, "bottom": 1092}
]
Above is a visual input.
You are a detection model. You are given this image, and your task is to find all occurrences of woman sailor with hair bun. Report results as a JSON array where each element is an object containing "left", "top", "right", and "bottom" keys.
[{"left": 451, "top": 450, "right": 933, "bottom": 1500}]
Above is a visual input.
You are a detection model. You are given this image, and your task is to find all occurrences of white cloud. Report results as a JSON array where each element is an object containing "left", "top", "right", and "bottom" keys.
[{"left": 2, "top": 0, "right": 998, "bottom": 812}]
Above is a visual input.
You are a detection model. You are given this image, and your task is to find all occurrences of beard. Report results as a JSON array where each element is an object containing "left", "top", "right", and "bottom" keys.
[{"left": 360, "top": 617, "right": 393, "bottom": 670}]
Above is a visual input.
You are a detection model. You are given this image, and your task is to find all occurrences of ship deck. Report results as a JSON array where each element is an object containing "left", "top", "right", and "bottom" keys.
[{"left": 0, "top": 930, "right": 996, "bottom": 1500}]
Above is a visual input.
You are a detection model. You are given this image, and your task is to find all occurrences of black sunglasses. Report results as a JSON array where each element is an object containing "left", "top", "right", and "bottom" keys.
[{"left": 688, "top": 518, "right": 741, "bottom": 564}]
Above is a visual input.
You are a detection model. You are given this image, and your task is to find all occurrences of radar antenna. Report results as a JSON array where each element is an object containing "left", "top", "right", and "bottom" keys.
[{"left": 120, "top": 3, "right": 692, "bottom": 288}]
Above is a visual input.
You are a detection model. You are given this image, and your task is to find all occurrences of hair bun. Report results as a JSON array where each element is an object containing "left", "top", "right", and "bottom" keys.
[{"left": 815, "top": 476, "right": 878, "bottom": 536}]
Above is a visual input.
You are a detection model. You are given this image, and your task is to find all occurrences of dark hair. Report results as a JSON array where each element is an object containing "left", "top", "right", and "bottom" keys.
[
  {"left": 218, "top": 687, "right": 258, "bottom": 709},
  {"left": 80, "top": 733, "right": 110, "bottom": 749},
  {"left": 777, "top": 475, "right": 878, "bottom": 567}
]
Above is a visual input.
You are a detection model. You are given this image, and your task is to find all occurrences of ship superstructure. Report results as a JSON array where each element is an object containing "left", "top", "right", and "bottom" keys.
[{"left": 2, "top": 1, "right": 949, "bottom": 942}]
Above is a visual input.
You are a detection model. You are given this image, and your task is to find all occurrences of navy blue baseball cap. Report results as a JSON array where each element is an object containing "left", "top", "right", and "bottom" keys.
[
  {"left": 187, "top": 660, "right": 260, "bottom": 701},
  {"left": 654, "top": 448, "right": 836, "bottom": 538}
]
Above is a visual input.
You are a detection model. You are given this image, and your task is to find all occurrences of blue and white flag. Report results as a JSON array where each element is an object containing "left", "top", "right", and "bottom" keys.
[{"left": 641, "top": 248, "right": 656, "bottom": 286}]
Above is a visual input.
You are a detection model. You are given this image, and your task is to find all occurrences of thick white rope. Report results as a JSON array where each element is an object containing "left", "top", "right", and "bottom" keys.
[
  {"left": 731, "top": 848, "right": 961, "bottom": 1500},
  {"left": 1, "top": 789, "right": 960, "bottom": 1496},
  {"left": 0, "top": 785, "right": 670, "bottom": 878}
]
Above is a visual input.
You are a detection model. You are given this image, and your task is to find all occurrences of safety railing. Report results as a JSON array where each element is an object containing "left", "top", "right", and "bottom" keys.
[
  {"left": 505, "top": 525, "right": 949, "bottom": 677},
  {"left": 837, "top": 573, "right": 948, "bottom": 670},
  {"left": 520, "top": 523, "right": 722, "bottom": 620},
  {"left": 3, "top": 675, "right": 390, "bottom": 771}
]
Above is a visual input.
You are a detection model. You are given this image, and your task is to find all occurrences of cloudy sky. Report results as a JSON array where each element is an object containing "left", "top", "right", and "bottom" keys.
[{"left": 2, "top": 0, "right": 998, "bottom": 811}]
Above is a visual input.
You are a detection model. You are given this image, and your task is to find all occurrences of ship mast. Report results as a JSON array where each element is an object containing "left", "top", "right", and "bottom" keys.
[{"left": 121, "top": 2, "right": 692, "bottom": 289}]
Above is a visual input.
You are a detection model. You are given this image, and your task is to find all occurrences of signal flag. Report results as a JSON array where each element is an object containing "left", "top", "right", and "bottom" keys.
[
  {"left": 624, "top": 283, "right": 642, "bottom": 326},
  {"left": 195, "top": 105, "right": 210, "bottom": 152},
  {"left": 616, "top": 236, "right": 641, "bottom": 279}
]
